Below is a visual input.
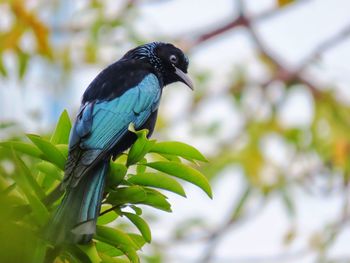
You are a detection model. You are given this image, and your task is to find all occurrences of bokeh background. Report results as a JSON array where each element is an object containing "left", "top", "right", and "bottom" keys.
[{"left": 1, "top": 0, "right": 350, "bottom": 262}]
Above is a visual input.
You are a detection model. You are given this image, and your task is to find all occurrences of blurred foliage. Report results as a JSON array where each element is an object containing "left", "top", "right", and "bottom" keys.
[
  {"left": 1, "top": 0, "right": 350, "bottom": 262},
  {"left": 0, "top": 111, "right": 210, "bottom": 262}
]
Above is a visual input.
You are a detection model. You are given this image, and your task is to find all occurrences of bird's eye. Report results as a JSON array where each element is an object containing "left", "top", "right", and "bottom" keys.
[{"left": 169, "top": 54, "right": 178, "bottom": 64}]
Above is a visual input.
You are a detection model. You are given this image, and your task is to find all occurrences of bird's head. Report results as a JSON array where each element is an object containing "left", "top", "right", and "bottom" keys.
[{"left": 123, "top": 42, "right": 193, "bottom": 90}]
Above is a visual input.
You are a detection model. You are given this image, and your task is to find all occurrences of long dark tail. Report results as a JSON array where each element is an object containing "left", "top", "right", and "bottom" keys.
[{"left": 47, "top": 162, "right": 108, "bottom": 244}]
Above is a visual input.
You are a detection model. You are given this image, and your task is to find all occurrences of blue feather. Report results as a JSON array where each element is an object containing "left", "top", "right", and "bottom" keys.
[{"left": 48, "top": 73, "right": 161, "bottom": 244}]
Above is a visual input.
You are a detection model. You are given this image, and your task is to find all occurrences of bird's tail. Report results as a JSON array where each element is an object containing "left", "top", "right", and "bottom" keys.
[{"left": 46, "top": 162, "right": 108, "bottom": 245}]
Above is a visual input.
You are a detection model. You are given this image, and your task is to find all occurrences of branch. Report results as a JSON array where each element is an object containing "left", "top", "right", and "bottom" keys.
[
  {"left": 186, "top": 0, "right": 310, "bottom": 50},
  {"left": 185, "top": 0, "right": 350, "bottom": 98}
]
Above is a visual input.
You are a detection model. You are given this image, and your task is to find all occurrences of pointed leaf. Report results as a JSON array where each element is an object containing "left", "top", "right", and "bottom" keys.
[
  {"left": 98, "top": 252, "right": 129, "bottom": 263},
  {"left": 146, "top": 161, "right": 212, "bottom": 198},
  {"left": 141, "top": 189, "right": 172, "bottom": 212},
  {"left": 124, "top": 212, "right": 152, "bottom": 243},
  {"left": 118, "top": 245, "right": 139, "bottom": 263},
  {"left": 98, "top": 205, "right": 119, "bottom": 225},
  {"left": 95, "top": 227, "right": 140, "bottom": 262},
  {"left": 127, "top": 128, "right": 155, "bottom": 166},
  {"left": 0, "top": 141, "right": 42, "bottom": 158},
  {"left": 106, "top": 186, "right": 147, "bottom": 205},
  {"left": 96, "top": 242, "right": 123, "bottom": 257},
  {"left": 27, "top": 134, "right": 66, "bottom": 170},
  {"left": 150, "top": 141, "right": 208, "bottom": 162},
  {"left": 67, "top": 245, "right": 93, "bottom": 263},
  {"left": 128, "top": 173, "right": 186, "bottom": 197},
  {"left": 13, "top": 152, "right": 45, "bottom": 199},
  {"left": 128, "top": 233, "right": 146, "bottom": 249},
  {"left": 36, "top": 161, "right": 62, "bottom": 181},
  {"left": 12, "top": 153, "right": 49, "bottom": 225},
  {"left": 108, "top": 162, "right": 127, "bottom": 187},
  {"left": 130, "top": 205, "right": 142, "bottom": 215},
  {"left": 78, "top": 243, "right": 102, "bottom": 263},
  {"left": 95, "top": 225, "right": 139, "bottom": 250},
  {"left": 56, "top": 144, "right": 68, "bottom": 158},
  {"left": 50, "top": 110, "right": 72, "bottom": 144}
]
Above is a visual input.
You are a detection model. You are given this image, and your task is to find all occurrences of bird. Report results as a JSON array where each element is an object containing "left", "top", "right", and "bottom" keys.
[{"left": 47, "top": 42, "right": 193, "bottom": 245}]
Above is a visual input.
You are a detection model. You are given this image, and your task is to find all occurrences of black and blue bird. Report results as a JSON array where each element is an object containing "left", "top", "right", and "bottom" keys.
[{"left": 47, "top": 42, "right": 193, "bottom": 244}]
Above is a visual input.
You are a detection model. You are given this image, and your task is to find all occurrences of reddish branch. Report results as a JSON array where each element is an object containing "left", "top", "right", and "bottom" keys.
[{"left": 186, "top": 0, "right": 350, "bottom": 99}]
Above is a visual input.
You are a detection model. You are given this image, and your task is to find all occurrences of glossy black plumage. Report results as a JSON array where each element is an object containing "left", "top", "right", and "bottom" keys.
[{"left": 46, "top": 42, "right": 192, "bottom": 245}]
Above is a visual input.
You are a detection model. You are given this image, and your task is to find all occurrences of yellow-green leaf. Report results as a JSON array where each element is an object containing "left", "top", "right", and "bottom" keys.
[
  {"left": 141, "top": 189, "right": 172, "bottom": 212},
  {"left": 0, "top": 141, "right": 42, "bottom": 158},
  {"left": 150, "top": 141, "right": 208, "bottom": 162},
  {"left": 124, "top": 212, "right": 152, "bottom": 243},
  {"left": 146, "top": 162, "right": 212, "bottom": 198},
  {"left": 127, "top": 127, "right": 155, "bottom": 166},
  {"left": 50, "top": 110, "right": 72, "bottom": 145},
  {"left": 96, "top": 225, "right": 139, "bottom": 250},
  {"left": 27, "top": 134, "right": 66, "bottom": 170},
  {"left": 107, "top": 186, "right": 147, "bottom": 205},
  {"left": 98, "top": 205, "right": 119, "bottom": 225},
  {"left": 78, "top": 243, "right": 102, "bottom": 263},
  {"left": 12, "top": 153, "right": 49, "bottom": 225},
  {"left": 128, "top": 173, "right": 186, "bottom": 197},
  {"left": 108, "top": 162, "right": 127, "bottom": 187}
]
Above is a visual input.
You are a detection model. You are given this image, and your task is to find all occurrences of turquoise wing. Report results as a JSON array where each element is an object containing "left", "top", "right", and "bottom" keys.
[{"left": 63, "top": 74, "right": 161, "bottom": 187}]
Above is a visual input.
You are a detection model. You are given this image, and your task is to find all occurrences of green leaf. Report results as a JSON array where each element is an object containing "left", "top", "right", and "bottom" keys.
[
  {"left": 150, "top": 141, "right": 208, "bottom": 162},
  {"left": 141, "top": 189, "right": 172, "bottom": 212},
  {"left": 50, "top": 110, "right": 72, "bottom": 145},
  {"left": 67, "top": 245, "right": 93, "bottom": 263},
  {"left": 96, "top": 242, "right": 123, "bottom": 257},
  {"left": 95, "top": 226, "right": 140, "bottom": 262},
  {"left": 12, "top": 153, "right": 49, "bottom": 225},
  {"left": 107, "top": 186, "right": 171, "bottom": 212},
  {"left": 124, "top": 212, "right": 152, "bottom": 243},
  {"left": 78, "top": 243, "right": 102, "bottom": 263},
  {"left": 27, "top": 134, "right": 66, "bottom": 170},
  {"left": 157, "top": 153, "right": 181, "bottom": 162},
  {"left": 56, "top": 144, "right": 68, "bottom": 158},
  {"left": 98, "top": 205, "right": 119, "bottom": 225},
  {"left": 0, "top": 183, "right": 16, "bottom": 196},
  {"left": 107, "top": 186, "right": 147, "bottom": 205},
  {"left": 127, "top": 127, "right": 155, "bottom": 166},
  {"left": 118, "top": 245, "right": 139, "bottom": 263},
  {"left": 128, "top": 173, "right": 186, "bottom": 197},
  {"left": 96, "top": 225, "right": 139, "bottom": 249},
  {"left": 98, "top": 252, "right": 129, "bottom": 263},
  {"left": 13, "top": 152, "right": 45, "bottom": 199},
  {"left": 128, "top": 233, "right": 146, "bottom": 249},
  {"left": 36, "top": 161, "right": 62, "bottom": 181},
  {"left": 130, "top": 205, "right": 142, "bottom": 215},
  {"left": 108, "top": 162, "right": 127, "bottom": 187},
  {"left": 0, "top": 141, "right": 42, "bottom": 158},
  {"left": 146, "top": 161, "right": 212, "bottom": 198},
  {"left": 136, "top": 158, "right": 147, "bottom": 174}
]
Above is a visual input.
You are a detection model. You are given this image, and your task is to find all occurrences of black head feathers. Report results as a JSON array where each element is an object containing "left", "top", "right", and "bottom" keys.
[{"left": 123, "top": 42, "right": 193, "bottom": 89}]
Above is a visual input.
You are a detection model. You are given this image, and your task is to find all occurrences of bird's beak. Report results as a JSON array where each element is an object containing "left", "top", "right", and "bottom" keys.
[{"left": 175, "top": 67, "right": 194, "bottom": 90}]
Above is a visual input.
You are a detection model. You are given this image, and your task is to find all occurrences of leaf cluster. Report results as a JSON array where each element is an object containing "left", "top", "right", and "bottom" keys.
[{"left": 0, "top": 110, "right": 211, "bottom": 263}]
